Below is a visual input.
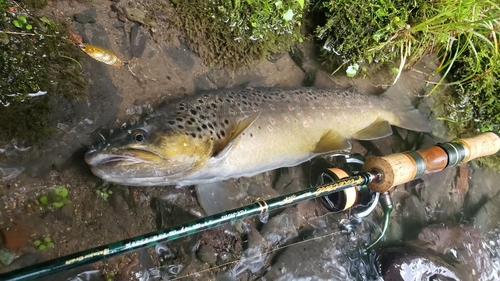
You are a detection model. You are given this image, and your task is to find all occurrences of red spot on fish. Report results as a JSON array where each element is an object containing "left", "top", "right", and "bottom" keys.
[
  {"left": 346, "top": 102, "right": 351, "bottom": 108},
  {"left": 295, "top": 97, "right": 300, "bottom": 102},
  {"left": 268, "top": 126, "right": 273, "bottom": 131},
  {"left": 269, "top": 105, "right": 275, "bottom": 110},
  {"left": 368, "top": 102, "right": 373, "bottom": 108},
  {"left": 310, "top": 104, "right": 315, "bottom": 109},
  {"left": 357, "top": 97, "right": 362, "bottom": 102},
  {"left": 303, "top": 121, "right": 309, "bottom": 127},
  {"left": 284, "top": 117, "right": 290, "bottom": 123},
  {"left": 288, "top": 105, "right": 294, "bottom": 111},
  {"left": 270, "top": 119, "right": 275, "bottom": 125},
  {"left": 321, "top": 113, "right": 326, "bottom": 119},
  {"left": 253, "top": 108, "right": 258, "bottom": 113},
  {"left": 333, "top": 103, "right": 339, "bottom": 108}
]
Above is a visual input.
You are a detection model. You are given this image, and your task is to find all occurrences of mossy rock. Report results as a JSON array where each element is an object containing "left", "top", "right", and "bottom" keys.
[
  {"left": 0, "top": 1, "right": 87, "bottom": 145},
  {"left": 170, "top": 0, "right": 308, "bottom": 68}
]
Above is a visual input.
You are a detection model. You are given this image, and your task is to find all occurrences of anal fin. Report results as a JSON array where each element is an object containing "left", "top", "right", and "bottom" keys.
[
  {"left": 354, "top": 118, "right": 393, "bottom": 140},
  {"left": 314, "top": 130, "right": 351, "bottom": 154}
]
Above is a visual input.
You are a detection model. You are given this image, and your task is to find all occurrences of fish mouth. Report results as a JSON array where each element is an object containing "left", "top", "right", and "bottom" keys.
[{"left": 85, "top": 150, "right": 153, "bottom": 166}]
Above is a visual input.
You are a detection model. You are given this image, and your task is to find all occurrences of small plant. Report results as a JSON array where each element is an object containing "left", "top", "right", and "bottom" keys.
[
  {"left": 12, "top": 15, "right": 32, "bottom": 30},
  {"left": 105, "top": 272, "right": 115, "bottom": 281},
  {"left": 96, "top": 183, "right": 113, "bottom": 201},
  {"left": 34, "top": 187, "right": 72, "bottom": 210},
  {"left": 33, "top": 237, "right": 54, "bottom": 251}
]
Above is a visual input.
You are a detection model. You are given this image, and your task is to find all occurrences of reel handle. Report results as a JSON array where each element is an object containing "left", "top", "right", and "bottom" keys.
[{"left": 362, "top": 132, "right": 500, "bottom": 193}]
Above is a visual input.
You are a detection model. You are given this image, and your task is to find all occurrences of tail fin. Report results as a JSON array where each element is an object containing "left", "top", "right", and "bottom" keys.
[{"left": 383, "top": 82, "right": 431, "bottom": 133}]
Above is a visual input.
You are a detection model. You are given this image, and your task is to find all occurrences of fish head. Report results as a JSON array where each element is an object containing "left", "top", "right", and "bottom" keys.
[{"left": 85, "top": 119, "right": 212, "bottom": 186}]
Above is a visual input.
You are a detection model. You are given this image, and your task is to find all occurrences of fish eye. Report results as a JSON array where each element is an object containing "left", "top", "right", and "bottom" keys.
[{"left": 132, "top": 130, "right": 147, "bottom": 143}]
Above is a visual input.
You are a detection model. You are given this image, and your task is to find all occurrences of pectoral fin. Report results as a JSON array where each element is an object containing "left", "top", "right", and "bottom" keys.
[
  {"left": 353, "top": 118, "right": 393, "bottom": 140},
  {"left": 314, "top": 130, "right": 351, "bottom": 153},
  {"left": 211, "top": 111, "right": 261, "bottom": 159}
]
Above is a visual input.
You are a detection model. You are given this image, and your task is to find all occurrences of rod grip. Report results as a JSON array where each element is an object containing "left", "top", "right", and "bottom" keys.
[{"left": 362, "top": 132, "right": 500, "bottom": 193}]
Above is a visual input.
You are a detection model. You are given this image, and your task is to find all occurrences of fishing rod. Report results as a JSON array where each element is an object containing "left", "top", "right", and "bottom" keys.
[{"left": 1, "top": 132, "right": 499, "bottom": 281}]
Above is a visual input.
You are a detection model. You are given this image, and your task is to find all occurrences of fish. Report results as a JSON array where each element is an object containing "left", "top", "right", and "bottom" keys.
[{"left": 85, "top": 85, "right": 430, "bottom": 186}]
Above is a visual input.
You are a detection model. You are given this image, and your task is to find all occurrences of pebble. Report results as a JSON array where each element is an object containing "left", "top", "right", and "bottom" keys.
[
  {"left": 197, "top": 245, "right": 217, "bottom": 265},
  {"left": 73, "top": 13, "right": 96, "bottom": 24},
  {"left": 1, "top": 222, "right": 31, "bottom": 251}
]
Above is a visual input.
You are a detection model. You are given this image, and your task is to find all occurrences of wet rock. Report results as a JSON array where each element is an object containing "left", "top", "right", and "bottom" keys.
[
  {"left": 7, "top": 253, "right": 41, "bottom": 269},
  {"left": 260, "top": 207, "right": 302, "bottom": 247},
  {"left": 197, "top": 245, "right": 217, "bottom": 265},
  {"left": 0, "top": 166, "right": 24, "bottom": 181},
  {"left": 196, "top": 181, "right": 246, "bottom": 216},
  {"left": 73, "top": 13, "right": 96, "bottom": 24},
  {"left": 0, "top": 249, "right": 15, "bottom": 266},
  {"left": 123, "top": 7, "right": 156, "bottom": 29},
  {"left": 130, "top": 23, "right": 149, "bottom": 58},
  {"left": 164, "top": 45, "right": 196, "bottom": 71},
  {"left": 378, "top": 247, "right": 461, "bottom": 281},
  {"left": 401, "top": 194, "right": 427, "bottom": 239},
  {"left": 473, "top": 191, "right": 500, "bottom": 232},
  {"left": 465, "top": 166, "right": 500, "bottom": 216},
  {"left": 1, "top": 222, "right": 31, "bottom": 251},
  {"left": 416, "top": 224, "right": 494, "bottom": 280},
  {"left": 408, "top": 166, "right": 463, "bottom": 223}
]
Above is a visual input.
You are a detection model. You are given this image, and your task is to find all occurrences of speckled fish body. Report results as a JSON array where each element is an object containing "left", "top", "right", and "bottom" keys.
[{"left": 85, "top": 86, "right": 430, "bottom": 186}]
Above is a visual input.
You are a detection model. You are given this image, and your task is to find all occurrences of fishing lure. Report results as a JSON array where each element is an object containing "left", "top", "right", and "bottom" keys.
[
  {"left": 80, "top": 44, "right": 123, "bottom": 67},
  {"left": 67, "top": 29, "right": 123, "bottom": 67}
]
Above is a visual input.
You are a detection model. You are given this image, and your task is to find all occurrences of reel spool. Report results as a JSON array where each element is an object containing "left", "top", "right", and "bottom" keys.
[{"left": 310, "top": 154, "right": 380, "bottom": 233}]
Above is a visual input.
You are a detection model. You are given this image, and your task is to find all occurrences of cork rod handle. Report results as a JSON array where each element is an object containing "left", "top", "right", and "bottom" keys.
[{"left": 362, "top": 132, "right": 500, "bottom": 193}]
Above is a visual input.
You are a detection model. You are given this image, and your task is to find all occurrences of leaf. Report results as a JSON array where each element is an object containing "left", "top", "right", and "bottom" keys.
[
  {"left": 52, "top": 201, "right": 64, "bottom": 208},
  {"left": 34, "top": 240, "right": 41, "bottom": 246},
  {"left": 61, "top": 198, "right": 72, "bottom": 204},
  {"left": 18, "top": 16, "right": 27, "bottom": 24},
  {"left": 39, "top": 196, "right": 48, "bottom": 205},
  {"left": 44, "top": 237, "right": 52, "bottom": 243},
  {"left": 25, "top": 24, "right": 32, "bottom": 30},
  {"left": 12, "top": 20, "right": 22, "bottom": 28},
  {"left": 46, "top": 242, "right": 54, "bottom": 248},
  {"left": 295, "top": 0, "right": 304, "bottom": 9},
  {"left": 55, "top": 187, "right": 68, "bottom": 197},
  {"left": 346, "top": 63, "right": 359, "bottom": 78},
  {"left": 39, "top": 245, "right": 46, "bottom": 251},
  {"left": 282, "top": 9, "right": 294, "bottom": 21}
]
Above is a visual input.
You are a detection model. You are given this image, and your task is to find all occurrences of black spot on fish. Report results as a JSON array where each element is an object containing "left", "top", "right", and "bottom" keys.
[
  {"left": 179, "top": 106, "right": 185, "bottom": 110},
  {"left": 198, "top": 99, "right": 204, "bottom": 104},
  {"left": 178, "top": 125, "right": 184, "bottom": 129},
  {"left": 216, "top": 132, "right": 221, "bottom": 139},
  {"left": 187, "top": 120, "right": 193, "bottom": 125},
  {"left": 211, "top": 103, "right": 217, "bottom": 109},
  {"left": 195, "top": 106, "right": 201, "bottom": 111},
  {"left": 250, "top": 133, "right": 253, "bottom": 137},
  {"left": 202, "top": 124, "right": 207, "bottom": 129},
  {"left": 258, "top": 126, "right": 262, "bottom": 130},
  {"left": 190, "top": 133, "right": 196, "bottom": 138},
  {"left": 167, "top": 120, "right": 175, "bottom": 125},
  {"left": 196, "top": 127, "right": 202, "bottom": 132},
  {"left": 190, "top": 117, "right": 196, "bottom": 122},
  {"left": 224, "top": 119, "right": 229, "bottom": 125},
  {"left": 200, "top": 115, "right": 206, "bottom": 120},
  {"left": 176, "top": 117, "right": 183, "bottom": 122},
  {"left": 208, "top": 123, "right": 214, "bottom": 129},
  {"left": 220, "top": 130, "right": 225, "bottom": 137},
  {"left": 190, "top": 109, "right": 197, "bottom": 115}
]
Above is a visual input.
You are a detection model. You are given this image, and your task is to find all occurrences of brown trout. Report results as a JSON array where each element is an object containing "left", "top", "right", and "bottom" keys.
[{"left": 85, "top": 85, "right": 430, "bottom": 186}]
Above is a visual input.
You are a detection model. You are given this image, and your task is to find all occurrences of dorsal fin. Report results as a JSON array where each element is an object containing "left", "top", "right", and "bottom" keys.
[{"left": 211, "top": 111, "right": 261, "bottom": 159}]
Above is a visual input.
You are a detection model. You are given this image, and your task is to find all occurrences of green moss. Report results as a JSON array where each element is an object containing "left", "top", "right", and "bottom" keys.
[
  {"left": 170, "top": 0, "right": 308, "bottom": 68},
  {"left": 0, "top": 1, "right": 87, "bottom": 144}
]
